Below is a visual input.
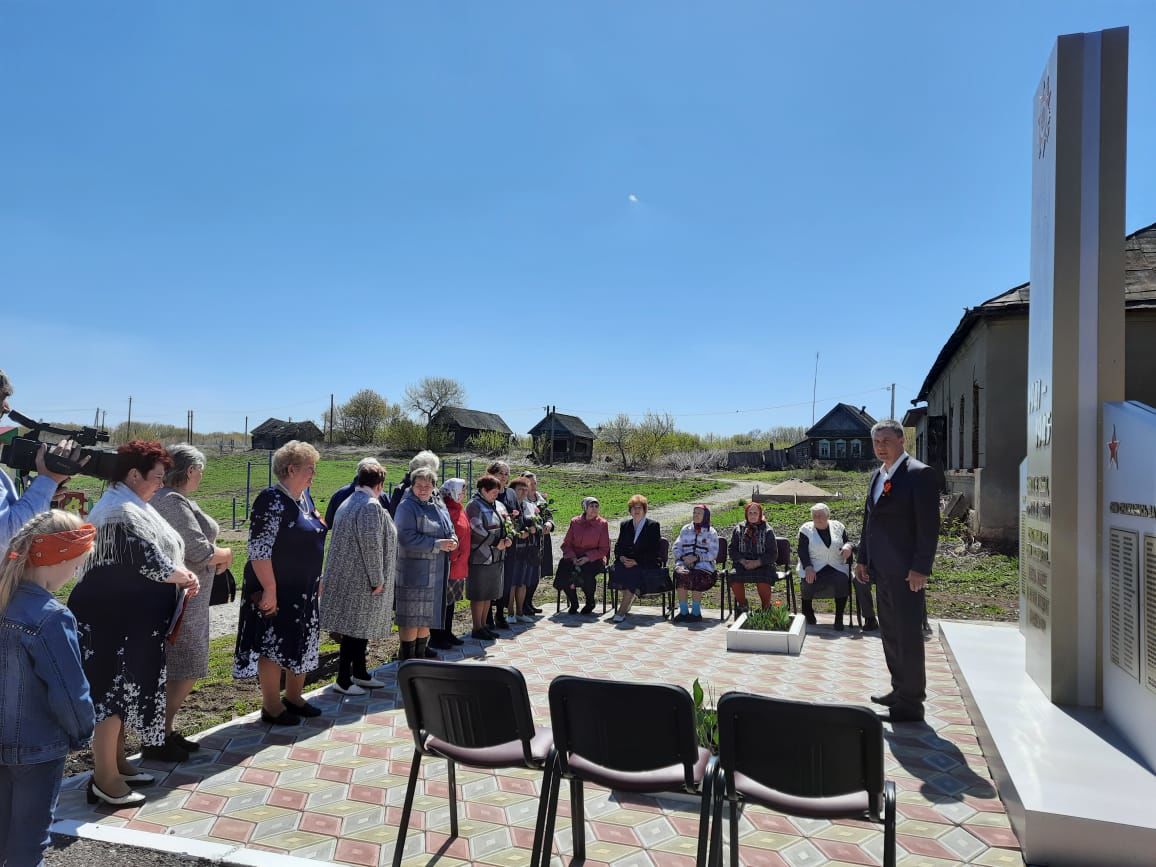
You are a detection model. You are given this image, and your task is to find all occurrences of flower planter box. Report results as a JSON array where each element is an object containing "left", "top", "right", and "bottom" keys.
[{"left": 726, "top": 612, "right": 806, "bottom": 655}]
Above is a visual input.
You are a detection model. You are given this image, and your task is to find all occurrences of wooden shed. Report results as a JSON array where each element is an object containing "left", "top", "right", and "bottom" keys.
[
  {"left": 250, "top": 418, "right": 325, "bottom": 451},
  {"left": 528, "top": 412, "right": 596, "bottom": 463},
  {"left": 430, "top": 407, "right": 513, "bottom": 449}
]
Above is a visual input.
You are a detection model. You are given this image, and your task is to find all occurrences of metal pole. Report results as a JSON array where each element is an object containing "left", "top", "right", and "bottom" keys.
[
  {"left": 127, "top": 396, "right": 133, "bottom": 439},
  {"left": 811, "top": 354, "right": 819, "bottom": 425},
  {"left": 267, "top": 451, "right": 272, "bottom": 487},
  {"left": 329, "top": 394, "right": 335, "bottom": 445},
  {"left": 245, "top": 462, "right": 252, "bottom": 519},
  {"left": 890, "top": 383, "right": 896, "bottom": 420},
  {"left": 232, "top": 497, "right": 237, "bottom": 530}
]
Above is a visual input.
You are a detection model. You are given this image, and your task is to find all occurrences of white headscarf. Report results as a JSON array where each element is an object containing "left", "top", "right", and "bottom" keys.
[{"left": 441, "top": 478, "right": 467, "bottom": 503}]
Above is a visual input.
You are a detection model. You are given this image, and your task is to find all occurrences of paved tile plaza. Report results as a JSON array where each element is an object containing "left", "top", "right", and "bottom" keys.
[{"left": 54, "top": 610, "right": 1025, "bottom": 866}]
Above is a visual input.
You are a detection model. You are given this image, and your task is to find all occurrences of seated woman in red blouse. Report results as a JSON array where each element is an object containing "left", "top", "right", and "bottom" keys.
[{"left": 553, "top": 497, "right": 610, "bottom": 616}]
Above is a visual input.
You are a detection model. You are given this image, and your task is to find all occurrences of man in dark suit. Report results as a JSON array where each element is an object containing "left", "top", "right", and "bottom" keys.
[{"left": 856, "top": 420, "right": 940, "bottom": 722}]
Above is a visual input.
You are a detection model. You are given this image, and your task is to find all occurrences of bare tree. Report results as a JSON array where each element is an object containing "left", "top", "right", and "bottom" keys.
[
  {"left": 339, "top": 389, "right": 398, "bottom": 445},
  {"left": 596, "top": 414, "right": 637, "bottom": 471},
  {"left": 404, "top": 377, "right": 466, "bottom": 446},
  {"left": 634, "top": 412, "right": 676, "bottom": 464}
]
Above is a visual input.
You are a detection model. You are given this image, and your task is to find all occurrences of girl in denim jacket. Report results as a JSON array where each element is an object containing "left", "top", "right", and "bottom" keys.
[{"left": 0, "top": 510, "right": 96, "bottom": 866}]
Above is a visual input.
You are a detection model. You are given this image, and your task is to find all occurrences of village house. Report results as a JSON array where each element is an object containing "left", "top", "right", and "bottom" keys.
[
  {"left": 250, "top": 418, "right": 325, "bottom": 451},
  {"left": 528, "top": 412, "right": 596, "bottom": 463},
  {"left": 430, "top": 406, "right": 513, "bottom": 450},
  {"left": 908, "top": 221, "right": 1156, "bottom": 544},
  {"left": 786, "top": 403, "right": 877, "bottom": 470}
]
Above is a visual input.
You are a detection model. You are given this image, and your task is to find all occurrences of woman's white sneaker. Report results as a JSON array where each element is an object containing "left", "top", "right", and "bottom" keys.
[
  {"left": 351, "top": 676, "right": 385, "bottom": 689},
  {"left": 334, "top": 683, "right": 367, "bottom": 696}
]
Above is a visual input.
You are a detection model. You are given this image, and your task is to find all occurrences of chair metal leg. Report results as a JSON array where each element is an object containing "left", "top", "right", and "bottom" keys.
[
  {"left": 538, "top": 758, "right": 563, "bottom": 867},
  {"left": 709, "top": 776, "right": 725, "bottom": 867},
  {"left": 696, "top": 758, "right": 717, "bottom": 867},
  {"left": 447, "top": 758, "right": 458, "bottom": 838},
  {"left": 555, "top": 588, "right": 562, "bottom": 615},
  {"left": 570, "top": 777, "right": 585, "bottom": 861},
  {"left": 883, "top": 780, "right": 897, "bottom": 867},
  {"left": 729, "top": 798, "right": 740, "bottom": 867},
  {"left": 391, "top": 751, "right": 423, "bottom": 867},
  {"left": 530, "top": 752, "right": 556, "bottom": 867}
]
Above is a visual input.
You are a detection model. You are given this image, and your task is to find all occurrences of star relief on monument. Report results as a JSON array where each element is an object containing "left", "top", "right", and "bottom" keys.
[
  {"left": 1037, "top": 74, "right": 1053, "bottom": 159},
  {"left": 1108, "top": 424, "right": 1120, "bottom": 468}
]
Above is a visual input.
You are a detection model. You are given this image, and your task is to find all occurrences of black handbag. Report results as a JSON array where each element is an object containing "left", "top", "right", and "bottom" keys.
[{"left": 209, "top": 567, "right": 237, "bottom": 606}]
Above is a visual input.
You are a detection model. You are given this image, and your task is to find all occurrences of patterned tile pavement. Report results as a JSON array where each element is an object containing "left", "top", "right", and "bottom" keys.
[{"left": 55, "top": 609, "right": 1025, "bottom": 866}]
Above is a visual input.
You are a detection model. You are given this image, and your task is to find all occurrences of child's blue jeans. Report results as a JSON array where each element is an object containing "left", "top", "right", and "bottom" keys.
[{"left": 0, "top": 758, "right": 66, "bottom": 866}]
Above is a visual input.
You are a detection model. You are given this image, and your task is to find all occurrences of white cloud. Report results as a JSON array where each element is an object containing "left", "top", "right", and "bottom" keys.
[{"left": 627, "top": 193, "right": 639, "bottom": 203}]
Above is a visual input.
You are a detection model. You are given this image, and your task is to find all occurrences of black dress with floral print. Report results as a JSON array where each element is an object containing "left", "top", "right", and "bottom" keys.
[
  {"left": 233, "top": 486, "right": 326, "bottom": 679},
  {"left": 68, "top": 525, "right": 179, "bottom": 747}
]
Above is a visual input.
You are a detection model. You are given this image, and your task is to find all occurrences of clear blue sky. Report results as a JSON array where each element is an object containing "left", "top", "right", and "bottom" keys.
[{"left": 3, "top": 1, "right": 1154, "bottom": 438}]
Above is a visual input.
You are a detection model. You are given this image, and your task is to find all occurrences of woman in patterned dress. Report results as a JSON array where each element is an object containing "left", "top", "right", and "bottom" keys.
[
  {"left": 233, "top": 441, "right": 326, "bottom": 726},
  {"left": 152, "top": 444, "right": 234, "bottom": 756},
  {"left": 68, "top": 440, "right": 200, "bottom": 806}
]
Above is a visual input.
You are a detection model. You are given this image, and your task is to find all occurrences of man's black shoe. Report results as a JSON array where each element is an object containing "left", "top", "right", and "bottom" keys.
[
  {"left": 580, "top": 603, "right": 597, "bottom": 616},
  {"left": 862, "top": 617, "right": 879, "bottom": 632},
  {"left": 870, "top": 692, "right": 898, "bottom": 707},
  {"left": 283, "top": 698, "right": 322, "bottom": 718},
  {"left": 494, "top": 617, "right": 510, "bottom": 629},
  {"left": 883, "top": 705, "right": 925, "bottom": 723}
]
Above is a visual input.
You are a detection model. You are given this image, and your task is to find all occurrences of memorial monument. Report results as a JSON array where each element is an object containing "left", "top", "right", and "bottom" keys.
[{"left": 942, "top": 26, "right": 1156, "bottom": 867}]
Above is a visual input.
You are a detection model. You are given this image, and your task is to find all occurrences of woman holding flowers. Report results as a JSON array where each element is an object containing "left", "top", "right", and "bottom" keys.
[{"left": 465, "top": 475, "right": 511, "bottom": 640}]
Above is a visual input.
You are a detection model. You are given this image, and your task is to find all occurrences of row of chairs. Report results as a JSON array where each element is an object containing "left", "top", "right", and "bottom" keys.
[
  {"left": 395, "top": 660, "right": 896, "bottom": 867},
  {"left": 554, "top": 534, "right": 869, "bottom": 628}
]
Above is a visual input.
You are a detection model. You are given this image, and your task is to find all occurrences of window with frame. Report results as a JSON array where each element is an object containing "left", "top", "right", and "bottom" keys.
[
  {"left": 836, "top": 440, "right": 847, "bottom": 458},
  {"left": 851, "top": 440, "right": 862, "bottom": 457},
  {"left": 819, "top": 440, "right": 830, "bottom": 458}
]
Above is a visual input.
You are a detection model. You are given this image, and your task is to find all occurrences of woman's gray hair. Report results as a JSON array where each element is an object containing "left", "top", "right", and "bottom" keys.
[
  {"left": 870, "top": 419, "right": 904, "bottom": 439},
  {"left": 810, "top": 502, "right": 831, "bottom": 517},
  {"left": 410, "top": 466, "right": 437, "bottom": 486},
  {"left": 409, "top": 450, "right": 440, "bottom": 473},
  {"left": 164, "top": 443, "right": 206, "bottom": 488}
]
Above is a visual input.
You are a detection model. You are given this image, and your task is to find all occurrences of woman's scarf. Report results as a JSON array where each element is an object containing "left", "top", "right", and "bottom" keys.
[
  {"left": 740, "top": 503, "right": 770, "bottom": 556},
  {"left": 88, "top": 482, "right": 185, "bottom": 570},
  {"left": 441, "top": 478, "right": 466, "bottom": 503},
  {"left": 692, "top": 504, "right": 711, "bottom": 533}
]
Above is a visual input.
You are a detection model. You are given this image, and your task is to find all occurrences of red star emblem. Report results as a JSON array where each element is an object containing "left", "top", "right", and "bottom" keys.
[{"left": 1108, "top": 425, "right": 1120, "bottom": 469}]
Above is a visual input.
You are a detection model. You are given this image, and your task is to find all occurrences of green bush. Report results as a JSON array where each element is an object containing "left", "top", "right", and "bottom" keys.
[{"left": 466, "top": 430, "right": 512, "bottom": 457}]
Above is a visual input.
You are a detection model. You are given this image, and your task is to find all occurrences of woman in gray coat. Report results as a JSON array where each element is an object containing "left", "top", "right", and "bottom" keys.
[
  {"left": 393, "top": 467, "right": 457, "bottom": 660},
  {"left": 152, "top": 444, "right": 234, "bottom": 757},
  {"left": 320, "top": 461, "right": 397, "bottom": 695}
]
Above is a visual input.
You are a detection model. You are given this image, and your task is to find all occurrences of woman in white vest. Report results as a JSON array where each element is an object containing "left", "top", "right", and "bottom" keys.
[{"left": 797, "top": 503, "right": 855, "bottom": 631}]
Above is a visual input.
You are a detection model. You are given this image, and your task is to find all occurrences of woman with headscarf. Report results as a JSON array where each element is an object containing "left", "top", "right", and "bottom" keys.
[
  {"left": 429, "top": 478, "right": 469, "bottom": 650},
  {"left": 797, "top": 502, "right": 855, "bottom": 631},
  {"left": 728, "top": 502, "right": 781, "bottom": 616},
  {"left": 320, "top": 460, "right": 396, "bottom": 695},
  {"left": 671, "top": 504, "right": 719, "bottom": 623},
  {"left": 554, "top": 497, "right": 610, "bottom": 616}
]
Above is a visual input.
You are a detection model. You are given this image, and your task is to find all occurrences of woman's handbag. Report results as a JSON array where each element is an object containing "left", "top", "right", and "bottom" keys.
[{"left": 210, "top": 567, "right": 237, "bottom": 606}]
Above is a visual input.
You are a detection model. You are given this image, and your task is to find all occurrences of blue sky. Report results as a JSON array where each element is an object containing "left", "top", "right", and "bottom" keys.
[{"left": 2, "top": 1, "right": 1154, "bottom": 439}]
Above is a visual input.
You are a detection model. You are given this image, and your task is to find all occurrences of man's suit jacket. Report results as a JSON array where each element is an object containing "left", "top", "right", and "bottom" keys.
[
  {"left": 859, "top": 457, "right": 940, "bottom": 580},
  {"left": 614, "top": 517, "right": 663, "bottom": 568}
]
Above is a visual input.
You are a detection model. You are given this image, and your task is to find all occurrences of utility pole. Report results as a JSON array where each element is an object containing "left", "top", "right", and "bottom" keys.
[
  {"left": 187, "top": 410, "right": 194, "bottom": 443},
  {"left": 93, "top": 408, "right": 100, "bottom": 427},
  {"left": 100, "top": 410, "right": 106, "bottom": 430},
  {"left": 126, "top": 396, "right": 133, "bottom": 439},
  {"left": 244, "top": 416, "right": 248, "bottom": 436},
  {"left": 890, "top": 383, "right": 896, "bottom": 420},
  {"left": 328, "top": 394, "right": 335, "bottom": 445},
  {"left": 811, "top": 353, "right": 820, "bottom": 425},
  {"left": 547, "top": 405, "right": 556, "bottom": 465}
]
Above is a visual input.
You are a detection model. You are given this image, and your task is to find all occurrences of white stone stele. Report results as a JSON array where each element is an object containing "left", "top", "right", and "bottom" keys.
[
  {"left": 726, "top": 612, "right": 806, "bottom": 655},
  {"left": 941, "top": 621, "right": 1156, "bottom": 867}
]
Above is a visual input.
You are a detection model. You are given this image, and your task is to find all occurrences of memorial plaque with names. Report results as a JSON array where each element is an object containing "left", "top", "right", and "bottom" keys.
[{"left": 1107, "top": 528, "right": 1139, "bottom": 679}]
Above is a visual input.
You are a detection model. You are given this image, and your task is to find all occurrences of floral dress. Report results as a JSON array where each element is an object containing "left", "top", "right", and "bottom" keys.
[
  {"left": 69, "top": 525, "right": 180, "bottom": 747},
  {"left": 233, "top": 486, "right": 326, "bottom": 678}
]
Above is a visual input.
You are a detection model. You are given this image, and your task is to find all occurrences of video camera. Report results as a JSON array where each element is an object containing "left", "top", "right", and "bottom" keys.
[{"left": 0, "top": 410, "right": 121, "bottom": 481}]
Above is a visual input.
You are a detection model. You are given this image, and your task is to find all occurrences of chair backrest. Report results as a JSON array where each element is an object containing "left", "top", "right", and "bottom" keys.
[
  {"left": 775, "top": 537, "right": 791, "bottom": 567},
  {"left": 716, "top": 536, "right": 728, "bottom": 568},
  {"left": 716, "top": 692, "right": 884, "bottom": 816},
  {"left": 549, "top": 676, "right": 700, "bottom": 789},
  {"left": 398, "top": 660, "right": 539, "bottom": 764},
  {"left": 658, "top": 537, "right": 670, "bottom": 568}
]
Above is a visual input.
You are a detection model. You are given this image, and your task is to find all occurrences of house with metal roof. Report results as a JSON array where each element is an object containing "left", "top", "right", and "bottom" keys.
[{"left": 909, "top": 221, "right": 1156, "bottom": 544}]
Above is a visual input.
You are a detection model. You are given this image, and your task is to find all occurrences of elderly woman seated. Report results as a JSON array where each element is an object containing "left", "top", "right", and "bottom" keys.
[
  {"left": 554, "top": 496, "right": 610, "bottom": 616},
  {"left": 728, "top": 502, "right": 780, "bottom": 616},
  {"left": 608, "top": 495, "right": 664, "bottom": 624},
  {"left": 797, "top": 502, "right": 855, "bottom": 631},
  {"left": 672, "top": 504, "right": 719, "bottom": 623}
]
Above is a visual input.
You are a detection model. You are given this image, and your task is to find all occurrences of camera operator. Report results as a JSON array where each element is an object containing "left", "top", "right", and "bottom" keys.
[{"left": 0, "top": 369, "right": 86, "bottom": 548}]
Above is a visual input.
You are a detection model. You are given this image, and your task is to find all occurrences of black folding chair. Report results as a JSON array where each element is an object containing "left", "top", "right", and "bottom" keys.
[
  {"left": 536, "top": 675, "right": 716, "bottom": 867},
  {"left": 711, "top": 692, "right": 896, "bottom": 867},
  {"left": 394, "top": 661, "right": 555, "bottom": 867},
  {"left": 606, "top": 537, "right": 671, "bottom": 619},
  {"left": 554, "top": 559, "right": 610, "bottom": 614}
]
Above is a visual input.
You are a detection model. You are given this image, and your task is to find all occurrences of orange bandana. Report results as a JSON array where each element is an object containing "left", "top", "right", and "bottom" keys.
[{"left": 11, "top": 524, "right": 97, "bottom": 566}]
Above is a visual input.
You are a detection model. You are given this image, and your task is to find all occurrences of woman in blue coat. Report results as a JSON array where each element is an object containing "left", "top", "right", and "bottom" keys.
[{"left": 393, "top": 467, "right": 458, "bottom": 660}]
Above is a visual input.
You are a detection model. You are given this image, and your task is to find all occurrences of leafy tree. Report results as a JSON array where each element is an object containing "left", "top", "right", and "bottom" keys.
[
  {"left": 338, "top": 389, "right": 399, "bottom": 445},
  {"left": 404, "top": 377, "right": 467, "bottom": 446}
]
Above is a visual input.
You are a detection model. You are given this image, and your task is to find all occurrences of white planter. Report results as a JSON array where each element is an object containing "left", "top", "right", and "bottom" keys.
[{"left": 726, "top": 612, "right": 806, "bottom": 655}]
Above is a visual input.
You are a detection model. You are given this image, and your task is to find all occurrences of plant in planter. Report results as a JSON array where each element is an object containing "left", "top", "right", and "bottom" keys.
[
  {"left": 691, "top": 678, "right": 718, "bottom": 753},
  {"left": 740, "top": 600, "right": 793, "bottom": 631}
]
